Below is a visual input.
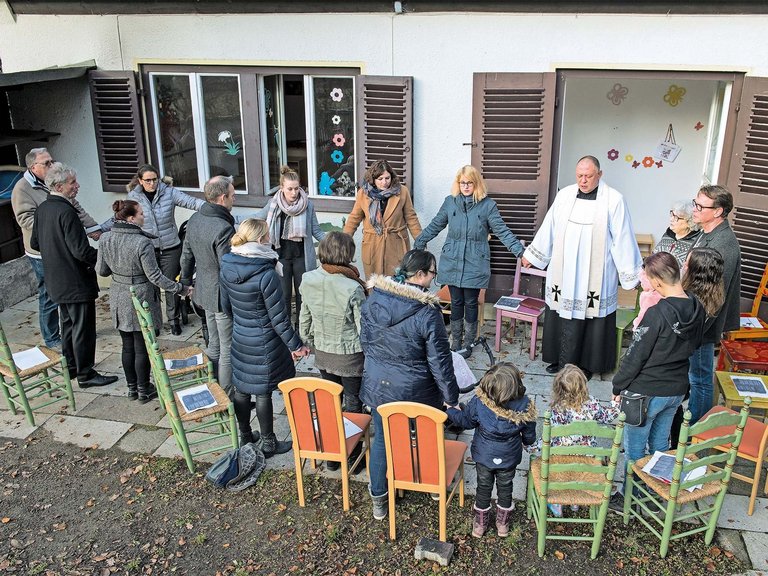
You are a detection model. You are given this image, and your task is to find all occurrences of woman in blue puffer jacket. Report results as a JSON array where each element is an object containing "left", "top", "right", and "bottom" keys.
[
  {"left": 219, "top": 218, "right": 310, "bottom": 457},
  {"left": 360, "top": 249, "right": 459, "bottom": 521}
]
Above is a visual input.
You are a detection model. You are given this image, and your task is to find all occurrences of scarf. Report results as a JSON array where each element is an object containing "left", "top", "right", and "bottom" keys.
[
  {"left": 363, "top": 181, "right": 401, "bottom": 235},
  {"left": 322, "top": 263, "right": 368, "bottom": 294},
  {"left": 265, "top": 188, "right": 308, "bottom": 249},
  {"left": 231, "top": 242, "right": 283, "bottom": 276},
  {"left": 549, "top": 181, "right": 609, "bottom": 319}
]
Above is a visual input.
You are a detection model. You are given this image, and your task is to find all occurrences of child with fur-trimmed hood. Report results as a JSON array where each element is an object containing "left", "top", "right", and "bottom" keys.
[{"left": 447, "top": 362, "right": 536, "bottom": 538}]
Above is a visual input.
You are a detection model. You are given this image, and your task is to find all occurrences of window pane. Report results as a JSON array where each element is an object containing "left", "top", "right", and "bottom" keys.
[
  {"left": 263, "top": 75, "right": 282, "bottom": 193},
  {"left": 153, "top": 75, "right": 199, "bottom": 187},
  {"left": 312, "top": 77, "right": 355, "bottom": 197},
  {"left": 201, "top": 76, "right": 246, "bottom": 191}
]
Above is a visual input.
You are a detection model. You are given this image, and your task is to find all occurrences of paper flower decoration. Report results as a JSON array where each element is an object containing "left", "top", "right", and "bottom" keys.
[
  {"left": 331, "top": 115, "right": 341, "bottom": 125},
  {"left": 218, "top": 131, "right": 232, "bottom": 142},
  {"left": 332, "top": 133, "right": 346, "bottom": 147},
  {"left": 642, "top": 156, "right": 654, "bottom": 168},
  {"left": 625, "top": 154, "right": 634, "bottom": 162},
  {"left": 632, "top": 161, "right": 640, "bottom": 169},
  {"left": 330, "top": 88, "right": 344, "bottom": 102},
  {"left": 607, "top": 149, "right": 619, "bottom": 161},
  {"left": 656, "top": 161, "right": 663, "bottom": 168},
  {"left": 318, "top": 172, "right": 336, "bottom": 195},
  {"left": 663, "top": 85, "right": 686, "bottom": 107},
  {"left": 695, "top": 121, "right": 704, "bottom": 131},
  {"left": 217, "top": 130, "right": 241, "bottom": 156},
  {"left": 606, "top": 83, "right": 629, "bottom": 106},
  {"left": 330, "top": 150, "right": 344, "bottom": 164}
]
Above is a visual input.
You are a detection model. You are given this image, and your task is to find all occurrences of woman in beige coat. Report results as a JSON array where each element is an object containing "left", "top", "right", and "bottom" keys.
[{"left": 343, "top": 160, "right": 422, "bottom": 278}]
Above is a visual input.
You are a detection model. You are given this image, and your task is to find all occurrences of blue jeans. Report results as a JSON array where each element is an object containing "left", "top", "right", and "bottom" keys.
[
  {"left": 369, "top": 410, "right": 388, "bottom": 497},
  {"left": 28, "top": 256, "right": 60, "bottom": 347},
  {"left": 688, "top": 343, "right": 715, "bottom": 425},
  {"left": 624, "top": 394, "right": 685, "bottom": 463}
]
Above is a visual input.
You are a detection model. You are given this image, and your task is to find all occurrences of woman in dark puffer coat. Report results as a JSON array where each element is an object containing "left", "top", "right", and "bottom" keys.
[
  {"left": 219, "top": 218, "right": 310, "bottom": 457},
  {"left": 360, "top": 249, "right": 459, "bottom": 521}
]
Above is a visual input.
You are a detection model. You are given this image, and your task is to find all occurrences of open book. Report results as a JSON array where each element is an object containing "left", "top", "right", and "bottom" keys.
[
  {"left": 730, "top": 375, "right": 768, "bottom": 398},
  {"left": 641, "top": 451, "right": 706, "bottom": 492}
]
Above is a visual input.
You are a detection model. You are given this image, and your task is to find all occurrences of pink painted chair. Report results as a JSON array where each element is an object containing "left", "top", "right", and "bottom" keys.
[{"left": 494, "top": 257, "right": 547, "bottom": 359}]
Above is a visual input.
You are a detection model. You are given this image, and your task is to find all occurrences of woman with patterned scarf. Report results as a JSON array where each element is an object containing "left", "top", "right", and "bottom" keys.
[
  {"left": 257, "top": 166, "right": 325, "bottom": 322},
  {"left": 344, "top": 159, "right": 422, "bottom": 279}
]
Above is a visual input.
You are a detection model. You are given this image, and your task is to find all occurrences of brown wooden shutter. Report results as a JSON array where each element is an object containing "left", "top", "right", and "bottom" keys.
[
  {"left": 725, "top": 76, "right": 768, "bottom": 301},
  {"left": 471, "top": 72, "right": 556, "bottom": 300},
  {"left": 88, "top": 70, "right": 146, "bottom": 192},
  {"left": 355, "top": 76, "right": 413, "bottom": 189}
]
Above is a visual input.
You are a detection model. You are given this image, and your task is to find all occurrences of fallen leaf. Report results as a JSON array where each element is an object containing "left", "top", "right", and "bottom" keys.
[
  {"left": 554, "top": 550, "right": 565, "bottom": 560},
  {"left": 1, "top": 517, "right": 10, "bottom": 524},
  {"left": 268, "top": 533, "right": 281, "bottom": 542},
  {"left": 723, "top": 551, "right": 734, "bottom": 559},
  {"left": 616, "top": 559, "right": 624, "bottom": 569},
  {"left": 178, "top": 537, "right": 186, "bottom": 546},
  {"left": 709, "top": 546, "right": 722, "bottom": 558}
]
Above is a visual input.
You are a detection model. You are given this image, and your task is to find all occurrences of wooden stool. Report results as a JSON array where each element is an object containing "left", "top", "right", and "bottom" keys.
[{"left": 714, "top": 371, "right": 768, "bottom": 422}]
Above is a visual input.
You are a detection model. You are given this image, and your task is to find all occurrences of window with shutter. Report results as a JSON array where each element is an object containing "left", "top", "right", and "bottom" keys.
[
  {"left": 471, "top": 72, "right": 556, "bottom": 300},
  {"left": 355, "top": 76, "right": 413, "bottom": 190},
  {"left": 88, "top": 71, "right": 146, "bottom": 192},
  {"left": 725, "top": 76, "right": 768, "bottom": 300}
]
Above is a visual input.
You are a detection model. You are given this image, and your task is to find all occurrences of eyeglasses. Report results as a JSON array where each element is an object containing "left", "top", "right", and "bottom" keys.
[
  {"left": 35, "top": 160, "right": 54, "bottom": 167},
  {"left": 459, "top": 181, "right": 475, "bottom": 187},
  {"left": 692, "top": 199, "right": 717, "bottom": 212},
  {"left": 141, "top": 177, "right": 158, "bottom": 183},
  {"left": 669, "top": 211, "right": 684, "bottom": 222}
]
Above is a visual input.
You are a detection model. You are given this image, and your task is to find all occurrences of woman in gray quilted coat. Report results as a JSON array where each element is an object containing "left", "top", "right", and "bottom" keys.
[
  {"left": 127, "top": 164, "right": 204, "bottom": 335},
  {"left": 97, "top": 200, "right": 190, "bottom": 403}
]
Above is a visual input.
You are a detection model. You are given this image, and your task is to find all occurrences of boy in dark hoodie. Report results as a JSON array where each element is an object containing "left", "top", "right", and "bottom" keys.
[
  {"left": 448, "top": 362, "right": 537, "bottom": 538},
  {"left": 610, "top": 252, "right": 705, "bottom": 508}
]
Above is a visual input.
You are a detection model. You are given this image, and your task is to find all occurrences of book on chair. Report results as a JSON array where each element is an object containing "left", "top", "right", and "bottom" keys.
[{"left": 517, "top": 298, "right": 545, "bottom": 314}]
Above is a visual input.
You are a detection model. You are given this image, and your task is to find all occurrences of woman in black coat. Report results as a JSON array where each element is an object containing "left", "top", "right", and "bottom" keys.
[
  {"left": 360, "top": 249, "right": 460, "bottom": 521},
  {"left": 219, "top": 218, "right": 310, "bottom": 457}
]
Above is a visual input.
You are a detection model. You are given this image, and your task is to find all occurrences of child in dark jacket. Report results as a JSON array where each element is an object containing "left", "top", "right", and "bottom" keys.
[{"left": 447, "top": 362, "right": 537, "bottom": 538}]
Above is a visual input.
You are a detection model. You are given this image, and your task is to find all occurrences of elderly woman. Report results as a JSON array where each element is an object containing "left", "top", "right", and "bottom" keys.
[
  {"left": 344, "top": 159, "right": 422, "bottom": 278},
  {"left": 415, "top": 165, "right": 523, "bottom": 358},
  {"left": 360, "top": 249, "right": 459, "bottom": 520},
  {"left": 219, "top": 218, "right": 310, "bottom": 457},
  {"left": 97, "top": 200, "right": 190, "bottom": 402},
  {"left": 127, "top": 164, "right": 204, "bottom": 335},
  {"left": 652, "top": 200, "right": 702, "bottom": 266},
  {"left": 255, "top": 166, "right": 325, "bottom": 323}
]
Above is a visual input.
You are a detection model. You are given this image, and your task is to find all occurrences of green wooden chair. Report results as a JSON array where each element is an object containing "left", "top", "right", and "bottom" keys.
[
  {"left": 615, "top": 287, "right": 641, "bottom": 370},
  {"left": 0, "top": 320, "right": 75, "bottom": 426},
  {"left": 146, "top": 339, "right": 238, "bottom": 473},
  {"left": 527, "top": 411, "right": 625, "bottom": 559},
  {"left": 624, "top": 402, "right": 750, "bottom": 558}
]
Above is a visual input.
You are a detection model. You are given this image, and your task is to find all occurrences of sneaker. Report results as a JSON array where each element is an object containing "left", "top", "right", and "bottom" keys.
[
  {"left": 547, "top": 503, "right": 563, "bottom": 517},
  {"left": 608, "top": 492, "right": 625, "bottom": 514}
]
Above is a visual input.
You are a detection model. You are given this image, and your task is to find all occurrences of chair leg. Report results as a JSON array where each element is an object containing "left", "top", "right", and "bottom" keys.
[
  {"left": 458, "top": 462, "right": 465, "bottom": 507},
  {"left": 294, "top": 452, "right": 306, "bottom": 507},
  {"left": 536, "top": 495, "right": 547, "bottom": 557},
  {"left": 615, "top": 328, "right": 623, "bottom": 371},
  {"left": 659, "top": 501, "right": 677, "bottom": 558},
  {"left": 494, "top": 310, "right": 503, "bottom": 352},
  {"left": 341, "top": 459, "right": 350, "bottom": 512},
  {"left": 176, "top": 427, "right": 195, "bottom": 474},
  {"left": 13, "top": 375, "right": 35, "bottom": 427},
  {"left": 529, "top": 319, "right": 538, "bottom": 360},
  {"left": 439, "top": 490, "right": 447, "bottom": 542},
  {"left": 388, "top": 480, "right": 397, "bottom": 540},
  {"left": 227, "top": 404, "right": 238, "bottom": 450},
  {"left": 591, "top": 502, "right": 610, "bottom": 559},
  {"left": 0, "top": 375, "right": 18, "bottom": 416}
]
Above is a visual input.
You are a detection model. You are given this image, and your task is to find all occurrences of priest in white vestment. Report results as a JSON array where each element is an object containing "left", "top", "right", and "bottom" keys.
[{"left": 522, "top": 156, "right": 641, "bottom": 377}]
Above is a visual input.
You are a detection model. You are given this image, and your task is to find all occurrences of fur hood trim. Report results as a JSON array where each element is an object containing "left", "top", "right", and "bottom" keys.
[
  {"left": 368, "top": 274, "right": 441, "bottom": 306},
  {"left": 476, "top": 387, "right": 538, "bottom": 423}
]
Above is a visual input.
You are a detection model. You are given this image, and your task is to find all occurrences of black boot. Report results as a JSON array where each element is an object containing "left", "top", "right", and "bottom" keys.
[
  {"left": 261, "top": 433, "right": 292, "bottom": 458},
  {"left": 127, "top": 382, "right": 138, "bottom": 401},
  {"left": 137, "top": 382, "right": 157, "bottom": 404},
  {"left": 450, "top": 319, "right": 464, "bottom": 352},
  {"left": 239, "top": 429, "right": 261, "bottom": 447},
  {"left": 170, "top": 319, "right": 182, "bottom": 336},
  {"left": 458, "top": 321, "right": 478, "bottom": 359}
]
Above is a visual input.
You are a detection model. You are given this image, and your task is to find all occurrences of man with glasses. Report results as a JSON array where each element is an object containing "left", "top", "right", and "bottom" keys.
[
  {"left": 687, "top": 184, "right": 741, "bottom": 424},
  {"left": 11, "top": 148, "right": 103, "bottom": 350},
  {"left": 522, "top": 155, "right": 642, "bottom": 380}
]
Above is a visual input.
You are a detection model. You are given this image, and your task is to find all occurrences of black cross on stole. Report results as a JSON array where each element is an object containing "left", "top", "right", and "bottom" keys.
[
  {"left": 551, "top": 285, "right": 561, "bottom": 302},
  {"left": 587, "top": 291, "right": 600, "bottom": 308}
]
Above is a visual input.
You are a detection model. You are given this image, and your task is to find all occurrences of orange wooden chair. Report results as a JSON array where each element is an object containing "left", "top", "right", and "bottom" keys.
[
  {"left": 279, "top": 377, "right": 371, "bottom": 511},
  {"left": 725, "top": 262, "right": 768, "bottom": 340},
  {"left": 377, "top": 401, "right": 468, "bottom": 542},
  {"left": 494, "top": 255, "right": 547, "bottom": 358},
  {"left": 691, "top": 405, "right": 768, "bottom": 516}
]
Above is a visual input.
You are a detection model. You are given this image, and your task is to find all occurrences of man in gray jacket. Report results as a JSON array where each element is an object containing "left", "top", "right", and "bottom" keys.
[
  {"left": 688, "top": 184, "right": 742, "bottom": 424},
  {"left": 180, "top": 176, "right": 236, "bottom": 395},
  {"left": 11, "top": 148, "right": 103, "bottom": 349}
]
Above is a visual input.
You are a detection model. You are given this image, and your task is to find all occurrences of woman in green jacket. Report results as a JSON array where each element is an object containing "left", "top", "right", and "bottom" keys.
[{"left": 415, "top": 165, "right": 523, "bottom": 357}]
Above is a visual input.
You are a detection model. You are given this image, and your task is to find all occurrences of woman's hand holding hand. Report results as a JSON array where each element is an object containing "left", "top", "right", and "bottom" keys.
[
  {"left": 292, "top": 346, "right": 311, "bottom": 361},
  {"left": 521, "top": 256, "right": 532, "bottom": 268}
]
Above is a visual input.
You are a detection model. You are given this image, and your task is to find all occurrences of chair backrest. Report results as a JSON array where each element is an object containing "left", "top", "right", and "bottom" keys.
[
  {"left": 145, "top": 340, "right": 183, "bottom": 418},
  {"left": 672, "top": 403, "right": 750, "bottom": 497},
  {"left": 750, "top": 262, "right": 768, "bottom": 317},
  {"left": 513, "top": 252, "right": 547, "bottom": 297},
  {"left": 377, "top": 401, "right": 447, "bottom": 488},
  {"left": 278, "top": 377, "right": 346, "bottom": 458},
  {"left": 540, "top": 410, "right": 625, "bottom": 495},
  {"left": 0, "top": 321, "right": 18, "bottom": 375},
  {"left": 130, "top": 286, "right": 157, "bottom": 349}
]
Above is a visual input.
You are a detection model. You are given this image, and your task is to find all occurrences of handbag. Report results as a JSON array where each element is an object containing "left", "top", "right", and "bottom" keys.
[
  {"left": 653, "top": 124, "right": 682, "bottom": 163},
  {"left": 619, "top": 390, "right": 651, "bottom": 427}
]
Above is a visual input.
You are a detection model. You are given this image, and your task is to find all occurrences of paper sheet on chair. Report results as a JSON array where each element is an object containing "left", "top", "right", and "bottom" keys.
[
  {"left": 177, "top": 384, "right": 216, "bottom": 413},
  {"left": 452, "top": 352, "right": 477, "bottom": 390},
  {"left": 12, "top": 346, "right": 49, "bottom": 371},
  {"left": 730, "top": 375, "right": 768, "bottom": 398},
  {"left": 343, "top": 417, "right": 363, "bottom": 438},
  {"left": 740, "top": 316, "right": 763, "bottom": 329},
  {"left": 164, "top": 353, "right": 203, "bottom": 371},
  {"left": 642, "top": 451, "right": 706, "bottom": 492}
]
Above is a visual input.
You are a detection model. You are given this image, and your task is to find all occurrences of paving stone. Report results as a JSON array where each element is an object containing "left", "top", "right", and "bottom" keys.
[
  {"left": 77, "top": 394, "right": 165, "bottom": 426},
  {"left": 43, "top": 414, "right": 132, "bottom": 449},
  {"left": 153, "top": 432, "right": 232, "bottom": 465},
  {"left": 0, "top": 411, "right": 49, "bottom": 439},
  {"left": 716, "top": 528, "right": 752, "bottom": 566},
  {"left": 414, "top": 537, "right": 454, "bottom": 566},
  {"left": 117, "top": 426, "right": 172, "bottom": 454},
  {"left": 743, "top": 532, "right": 768, "bottom": 571},
  {"left": 28, "top": 389, "right": 98, "bottom": 416},
  {"left": 9, "top": 296, "right": 40, "bottom": 313},
  {"left": 716, "top": 494, "right": 768, "bottom": 532}
]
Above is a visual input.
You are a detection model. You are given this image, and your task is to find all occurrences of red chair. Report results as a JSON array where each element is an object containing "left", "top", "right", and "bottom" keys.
[{"left": 494, "top": 256, "right": 547, "bottom": 358}]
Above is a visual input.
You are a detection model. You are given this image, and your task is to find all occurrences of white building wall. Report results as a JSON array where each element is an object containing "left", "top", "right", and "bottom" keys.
[{"left": 1, "top": 8, "right": 767, "bottom": 251}]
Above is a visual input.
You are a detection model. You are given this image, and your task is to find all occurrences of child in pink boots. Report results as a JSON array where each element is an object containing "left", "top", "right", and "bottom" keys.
[{"left": 447, "top": 363, "right": 537, "bottom": 537}]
